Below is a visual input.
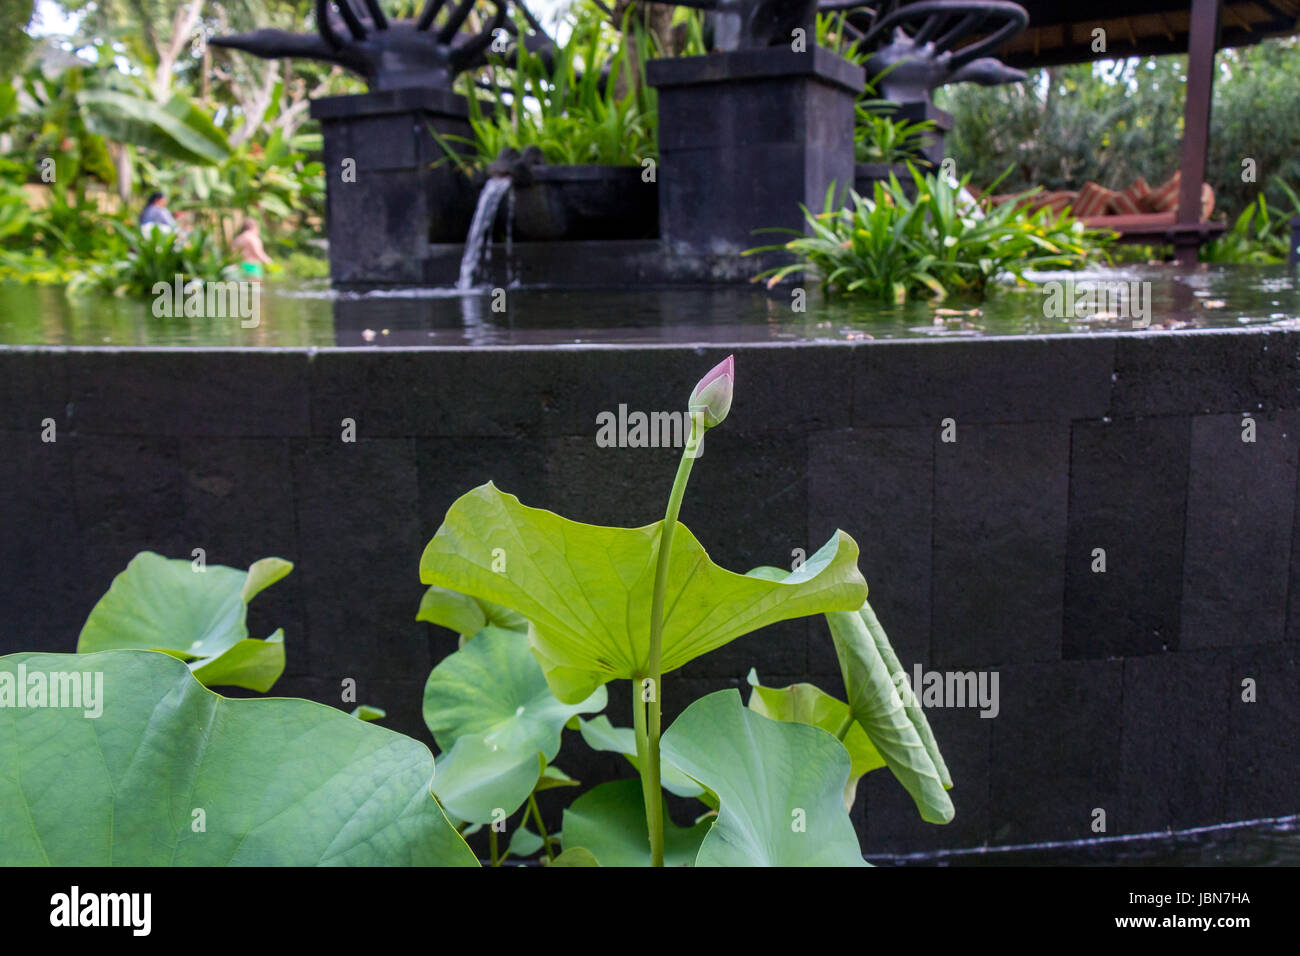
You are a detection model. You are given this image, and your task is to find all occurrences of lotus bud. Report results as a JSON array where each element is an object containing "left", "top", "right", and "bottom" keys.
[{"left": 688, "top": 354, "right": 735, "bottom": 429}]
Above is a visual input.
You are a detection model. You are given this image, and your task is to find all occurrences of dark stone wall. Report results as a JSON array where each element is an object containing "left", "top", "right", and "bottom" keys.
[{"left": 1, "top": 329, "right": 1297, "bottom": 853}]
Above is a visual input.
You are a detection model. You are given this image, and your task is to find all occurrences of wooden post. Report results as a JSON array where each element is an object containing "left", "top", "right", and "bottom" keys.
[{"left": 1174, "top": 0, "right": 1222, "bottom": 266}]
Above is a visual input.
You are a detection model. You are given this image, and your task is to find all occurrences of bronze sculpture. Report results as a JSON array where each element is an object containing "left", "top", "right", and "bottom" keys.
[
  {"left": 210, "top": 0, "right": 509, "bottom": 91},
  {"left": 820, "top": 0, "right": 1028, "bottom": 99}
]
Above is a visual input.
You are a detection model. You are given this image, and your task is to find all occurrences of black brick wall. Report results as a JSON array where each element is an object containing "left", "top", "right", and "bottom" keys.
[{"left": 2, "top": 328, "right": 1297, "bottom": 853}]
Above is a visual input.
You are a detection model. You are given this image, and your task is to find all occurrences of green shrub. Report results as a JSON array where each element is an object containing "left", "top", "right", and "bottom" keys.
[
  {"left": 856, "top": 100, "right": 938, "bottom": 165},
  {"left": 750, "top": 165, "right": 1112, "bottom": 302},
  {"left": 1202, "top": 178, "right": 1300, "bottom": 264},
  {"left": 284, "top": 250, "right": 331, "bottom": 278},
  {"left": 67, "top": 222, "right": 237, "bottom": 297},
  {"left": 444, "top": 4, "right": 657, "bottom": 170}
]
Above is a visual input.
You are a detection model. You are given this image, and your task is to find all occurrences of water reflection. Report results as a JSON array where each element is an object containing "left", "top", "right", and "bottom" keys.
[
  {"left": 869, "top": 814, "right": 1300, "bottom": 867},
  {"left": 2, "top": 263, "right": 1298, "bottom": 348}
]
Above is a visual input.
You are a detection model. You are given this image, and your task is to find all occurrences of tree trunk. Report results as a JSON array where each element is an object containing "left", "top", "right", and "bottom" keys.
[
  {"left": 153, "top": 0, "right": 204, "bottom": 101},
  {"left": 114, "top": 142, "right": 134, "bottom": 204}
]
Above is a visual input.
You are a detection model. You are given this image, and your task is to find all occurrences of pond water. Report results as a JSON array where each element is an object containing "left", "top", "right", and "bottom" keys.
[
  {"left": 869, "top": 815, "right": 1300, "bottom": 867},
  {"left": 2, "top": 264, "right": 1298, "bottom": 348}
]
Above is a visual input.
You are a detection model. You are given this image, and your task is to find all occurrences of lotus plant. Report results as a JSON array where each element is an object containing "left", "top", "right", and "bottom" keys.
[
  {"left": 417, "top": 354, "right": 954, "bottom": 865},
  {"left": 0, "top": 356, "right": 953, "bottom": 868}
]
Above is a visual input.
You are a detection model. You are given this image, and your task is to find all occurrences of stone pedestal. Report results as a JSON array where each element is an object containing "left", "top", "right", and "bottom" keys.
[
  {"left": 310, "top": 88, "right": 476, "bottom": 286},
  {"left": 646, "top": 47, "right": 863, "bottom": 256}
]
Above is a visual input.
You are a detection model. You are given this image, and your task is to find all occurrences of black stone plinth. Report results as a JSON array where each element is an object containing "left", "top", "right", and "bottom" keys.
[
  {"left": 309, "top": 88, "right": 476, "bottom": 286},
  {"left": 647, "top": 47, "right": 864, "bottom": 256}
]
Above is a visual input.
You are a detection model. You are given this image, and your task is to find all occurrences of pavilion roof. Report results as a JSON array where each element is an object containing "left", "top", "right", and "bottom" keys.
[{"left": 990, "top": 0, "right": 1300, "bottom": 66}]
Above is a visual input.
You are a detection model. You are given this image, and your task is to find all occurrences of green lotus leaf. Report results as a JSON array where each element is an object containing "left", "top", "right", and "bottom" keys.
[
  {"left": 0, "top": 650, "right": 476, "bottom": 866},
  {"left": 825, "top": 601, "right": 954, "bottom": 824},
  {"left": 577, "top": 715, "right": 711, "bottom": 801},
  {"left": 745, "top": 668, "right": 885, "bottom": 811},
  {"left": 76, "top": 552, "right": 292, "bottom": 692},
  {"left": 423, "top": 625, "right": 607, "bottom": 756},
  {"left": 561, "top": 779, "right": 710, "bottom": 867},
  {"left": 747, "top": 562, "right": 954, "bottom": 826},
  {"left": 548, "top": 847, "right": 600, "bottom": 867},
  {"left": 419, "top": 483, "right": 868, "bottom": 703},
  {"left": 417, "top": 585, "right": 527, "bottom": 640},
  {"left": 188, "top": 629, "right": 285, "bottom": 693},
  {"left": 660, "top": 689, "right": 869, "bottom": 867},
  {"left": 350, "top": 704, "right": 386, "bottom": 722},
  {"left": 423, "top": 624, "right": 605, "bottom": 811},
  {"left": 507, "top": 825, "right": 545, "bottom": 858},
  {"left": 431, "top": 735, "right": 546, "bottom": 825},
  {"left": 241, "top": 556, "right": 294, "bottom": 603},
  {"left": 535, "top": 764, "right": 580, "bottom": 792}
]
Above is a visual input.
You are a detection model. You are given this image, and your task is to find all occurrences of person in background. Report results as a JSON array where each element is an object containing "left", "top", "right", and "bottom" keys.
[
  {"left": 231, "top": 219, "right": 273, "bottom": 279},
  {"left": 139, "top": 191, "right": 176, "bottom": 235}
]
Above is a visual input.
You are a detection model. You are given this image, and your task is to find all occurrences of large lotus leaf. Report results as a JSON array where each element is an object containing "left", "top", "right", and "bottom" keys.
[
  {"left": 825, "top": 601, "right": 954, "bottom": 824},
  {"left": 561, "top": 779, "right": 710, "bottom": 867},
  {"left": 419, "top": 483, "right": 868, "bottom": 703},
  {"left": 660, "top": 690, "right": 869, "bottom": 867},
  {"left": 577, "top": 715, "right": 710, "bottom": 801},
  {"left": 0, "top": 650, "right": 476, "bottom": 866},
  {"left": 423, "top": 627, "right": 605, "bottom": 821},
  {"left": 77, "top": 552, "right": 292, "bottom": 692},
  {"left": 746, "top": 668, "right": 885, "bottom": 811}
]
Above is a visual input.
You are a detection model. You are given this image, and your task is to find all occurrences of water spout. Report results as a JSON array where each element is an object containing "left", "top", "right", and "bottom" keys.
[{"left": 457, "top": 176, "right": 512, "bottom": 291}]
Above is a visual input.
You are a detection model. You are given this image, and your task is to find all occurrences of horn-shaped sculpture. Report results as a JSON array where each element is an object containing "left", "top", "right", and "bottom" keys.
[
  {"left": 664, "top": 0, "right": 820, "bottom": 51},
  {"left": 819, "top": 0, "right": 1029, "bottom": 100},
  {"left": 209, "top": 0, "right": 509, "bottom": 91}
]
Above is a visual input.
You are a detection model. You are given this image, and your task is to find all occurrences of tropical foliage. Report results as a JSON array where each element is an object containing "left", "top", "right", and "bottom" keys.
[
  {"left": 1, "top": 1, "right": 342, "bottom": 287},
  {"left": 817, "top": 13, "right": 939, "bottom": 166},
  {"left": 445, "top": 2, "right": 661, "bottom": 170},
  {"left": 750, "top": 166, "right": 1112, "bottom": 302},
  {"left": 938, "top": 38, "right": 1300, "bottom": 231},
  {"left": 1201, "top": 178, "right": 1300, "bottom": 264}
]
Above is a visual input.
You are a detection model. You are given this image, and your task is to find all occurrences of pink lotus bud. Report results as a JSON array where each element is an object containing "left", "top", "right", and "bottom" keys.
[{"left": 688, "top": 355, "right": 735, "bottom": 429}]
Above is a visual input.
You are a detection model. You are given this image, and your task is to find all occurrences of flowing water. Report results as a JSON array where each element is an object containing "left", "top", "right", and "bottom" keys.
[{"left": 456, "top": 176, "right": 512, "bottom": 291}]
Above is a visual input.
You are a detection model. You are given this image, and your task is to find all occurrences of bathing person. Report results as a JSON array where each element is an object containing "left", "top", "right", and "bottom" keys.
[
  {"left": 231, "top": 219, "right": 273, "bottom": 279},
  {"left": 139, "top": 192, "right": 176, "bottom": 235}
]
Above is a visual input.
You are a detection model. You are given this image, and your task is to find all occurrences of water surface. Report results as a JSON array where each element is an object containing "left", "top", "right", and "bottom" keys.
[
  {"left": 869, "top": 815, "right": 1300, "bottom": 866},
  {"left": 2, "top": 264, "right": 1298, "bottom": 348}
]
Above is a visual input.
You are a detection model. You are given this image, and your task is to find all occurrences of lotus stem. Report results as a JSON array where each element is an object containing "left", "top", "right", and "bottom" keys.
[
  {"left": 528, "top": 792, "right": 555, "bottom": 861},
  {"left": 638, "top": 411, "right": 703, "bottom": 867}
]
